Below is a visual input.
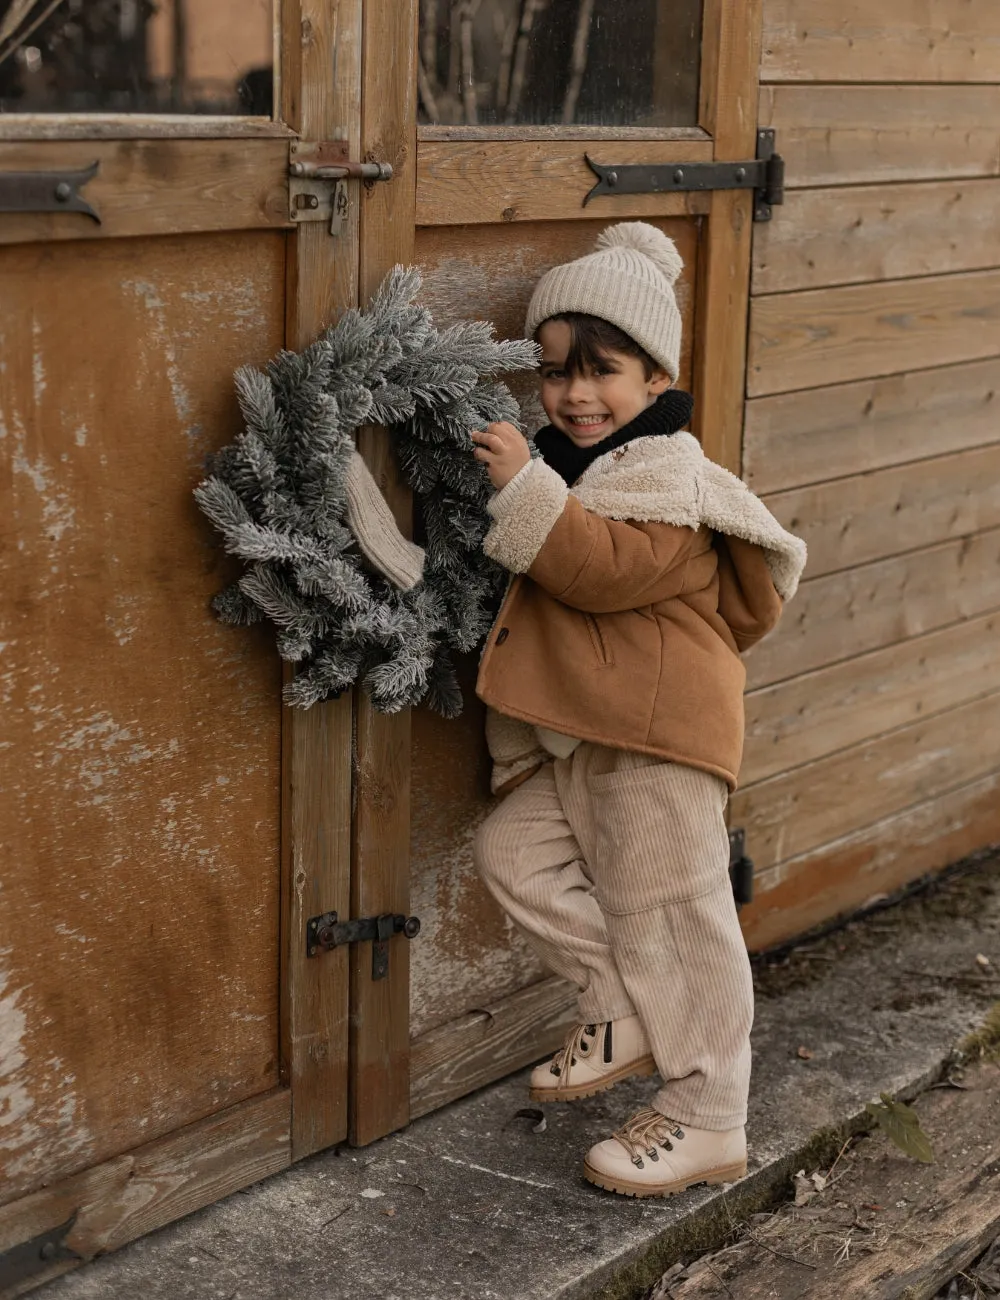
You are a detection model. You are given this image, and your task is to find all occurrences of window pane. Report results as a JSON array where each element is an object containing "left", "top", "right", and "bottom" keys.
[
  {"left": 0, "top": 0, "right": 273, "bottom": 115},
  {"left": 418, "top": 0, "right": 702, "bottom": 129}
]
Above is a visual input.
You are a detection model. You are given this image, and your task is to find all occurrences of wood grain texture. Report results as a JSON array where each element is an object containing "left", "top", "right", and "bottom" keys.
[
  {"left": 748, "top": 269, "right": 1000, "bottom": 397},
  {"left": 743, "top": 611, "right": 1000, "bottom": 786},
  {"left": 745, "top": 528, "right": 1000, "bottom": 690},
  {"left": 698, "top": 0, "right": 763, "bottom": 156},
  {"left": 752, "top": 179, "right": 1000, "bottom": 296},
  {"left": 0, "top": 140, "right": 289, "bottom": 247},
  {"left": 733, "top": 689, "right": 1000, "bottom": 876},
  {"left": 410, "top": 977, "right": 577, "bottom": 1120},
  {"left": 758, "top": 85, "right": 1000, "bottom": 187},
  {"left": 0, "top": 1090, "right": 290, "bottom": 1298},
  {"left": 280, "top": 0, "right": 363, "bottom": 1161},
  {"left": 668, "top": 1063, "right": 1000, "bottom": 1299},
  {"left": 416, "top": 139, "right": 713, "bottom": 226},
  {"left": 0, "top": 117, "right": 293, "bottom": 142},
  {"left": 349, "top": 0, "right": 419, "bottom": 1149},
  {"left": 761, "top": 0, "right": 1000, "bottom": 83},
  {"left": 740, "top": 770, "right": 1000, "bottom": 951},
  {"left": 0, "top": 233, "right": 285, "bottom": 1203},
  {"left": 763, "top": 442, "right": 1000, "bottom": 580},
  {"left": 743, "top": 357, "right": 1000, "bottom": 496}
]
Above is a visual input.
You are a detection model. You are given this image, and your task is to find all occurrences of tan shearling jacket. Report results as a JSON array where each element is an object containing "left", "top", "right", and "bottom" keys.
[{"left": 476, "top": 432, "right": 807, "bottom": 793}]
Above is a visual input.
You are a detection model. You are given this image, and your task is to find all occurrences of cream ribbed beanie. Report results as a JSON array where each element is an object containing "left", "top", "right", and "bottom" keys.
[{"left": 524, "top": 221, "right": 684, "bottom": 380}]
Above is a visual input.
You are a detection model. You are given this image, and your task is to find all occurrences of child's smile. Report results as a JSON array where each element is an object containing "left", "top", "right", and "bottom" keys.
[{"left": 537, "top": 319, "right": 672, "bottom": 449}]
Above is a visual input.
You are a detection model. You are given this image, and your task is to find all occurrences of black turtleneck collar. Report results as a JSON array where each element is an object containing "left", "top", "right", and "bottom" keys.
[{"left": 532, "top": 389, "right": 694, "bottom": 487}]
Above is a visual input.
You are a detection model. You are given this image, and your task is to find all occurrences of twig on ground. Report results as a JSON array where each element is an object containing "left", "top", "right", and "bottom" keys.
[{"left": 705, "top": 1259, "right": 735, "bottom": 1297}]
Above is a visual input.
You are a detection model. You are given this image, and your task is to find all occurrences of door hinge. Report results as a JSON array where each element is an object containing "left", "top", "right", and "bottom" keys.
[
  {"left": 288, "top": 141, "right": 393, "bottom": 235},
  {"left": 306, "top": 910, "right": 420, "bottom": 979},
  {"left": 0, "top": 161, "right": 100, "bottom": 222},
  {"left": 0, "top": 1216, "right": 80, "bottom": 1290},
  {"left": 729, "top": 828, "right": 754, "bottom": 906},
  {"left": 584, "top": 129, "right": 784, "bottom": 221}
]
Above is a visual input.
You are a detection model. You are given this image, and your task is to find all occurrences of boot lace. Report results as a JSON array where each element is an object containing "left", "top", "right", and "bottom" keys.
[
  {"left": 549, "top": 1023, "right": 599, "bottom": 1082},
  {"left": 613, "top": 1107, "right": 686, "bottom": 1169}
]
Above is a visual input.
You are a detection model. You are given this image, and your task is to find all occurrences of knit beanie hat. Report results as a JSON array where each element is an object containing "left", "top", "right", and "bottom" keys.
[{"left": 524, "top": 221, "right": 684, "bottom": 380}]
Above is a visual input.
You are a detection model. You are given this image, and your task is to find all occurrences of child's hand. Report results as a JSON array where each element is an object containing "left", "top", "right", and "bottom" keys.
[{"left": 471, "top": 422, "right": 531, "bottom": 490}]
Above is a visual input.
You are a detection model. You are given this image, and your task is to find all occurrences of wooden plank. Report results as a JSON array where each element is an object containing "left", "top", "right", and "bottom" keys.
[
  {"left": 746, "top": 528, "right": 1000, "bottom": 690},
  {"left": 0, "top": 117, "right": 293, "bottom": 141},
  {"left": 415, "top": 139, "right": 713, "bottom": 225},
  {"left": 692, "top": 0, "right": 762, "bottom": 473},
  {"left": 761, "top": 0, "right": 1000, "bottom": 83},
  {"left": 418, "top": 126, "right": 711, "bottom": 142},
  {"left": 752, "top": 179, "right": 1000, "bottom": 296},
  {"left": 279, "top": 0, "right": 362, "bottom": 1162},
  {"left": 740, "top": 771, "right": 1000, "bottom": 951},
  {"left": 758, "top": 85, "right": 1000, "bottom": 187},
  {"left": 743, "top": 611, "right": 1000, "bottom": 786},
  {"left": 668, "top": 1063, "right": 1000, "bottom": 1299},
  {"left": 733, "top": 689, "right": 1000, "bottom": 876},
  {"left": 743, "top": 357, "right": 1000, "bottom": 496},
  {"left": 764, "top": 443, "right": 1000, "bottom": 580},
  {"left": 410, "top": 977, "right": 577, "bottom": 1120},
  {"left": 0, "top": 139, "right": 290, "bottom": 246},
  {"left": 349, "top": 0, "right": 419, "bottom": 1149},
  {"left": 748, "top": 269, "right": 1000, "bottom": 397},
  {"left": 0, "top": 1089, "right": 290, "bottom": 1299},
  {"left": 0, "top": 232, "right": 285, "bottom": 1203}
]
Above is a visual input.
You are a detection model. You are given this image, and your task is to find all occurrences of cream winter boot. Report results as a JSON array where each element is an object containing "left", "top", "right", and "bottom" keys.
[
  {"left": 529, "top": 1016, "right": 655, "bottom": 1102},
  {"left": 583, "top": 1107, "right": 747, "bottom": 1197}
]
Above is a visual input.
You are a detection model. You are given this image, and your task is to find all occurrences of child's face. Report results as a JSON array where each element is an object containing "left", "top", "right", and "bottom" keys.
[{"left": 537, "top": 320, "right": 672, "bottom": 448}]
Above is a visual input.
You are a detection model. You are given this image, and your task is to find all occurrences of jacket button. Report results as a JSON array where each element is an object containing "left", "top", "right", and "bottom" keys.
[{"left": 496, "top": 627, "right": 510, "bottom": 645}]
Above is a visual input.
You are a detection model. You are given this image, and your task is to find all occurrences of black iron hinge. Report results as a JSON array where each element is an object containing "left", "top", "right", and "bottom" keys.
[
  {"left": 729, "top": 828, "right": 754, "bottom": 907},
  {"left": 306, "top": 911, "right": 420, "bottom": 979},
  {"left": 584, "top": 129, "right": 784, "bottom": 221},
  {"left": 0, "top": 1216, "right": 80, "bottom": 1290}
]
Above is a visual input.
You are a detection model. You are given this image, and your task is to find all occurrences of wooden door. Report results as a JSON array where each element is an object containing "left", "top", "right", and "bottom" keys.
[
  {"left": 348, "top": 1, "right": 764, "bottom": 1135},
  {"left": 0, "top": 1, "right": 360, "bottom": 1288}
]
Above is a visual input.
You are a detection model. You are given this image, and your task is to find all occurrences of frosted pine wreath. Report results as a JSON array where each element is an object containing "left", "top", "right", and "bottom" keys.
[{"left": 194, "top": 266, "right": 538, "bottom": 717}]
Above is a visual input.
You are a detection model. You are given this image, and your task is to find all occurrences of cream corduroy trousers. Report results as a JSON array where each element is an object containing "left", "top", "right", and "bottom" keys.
[{"left": 473, "top": 744, "right": 753, "bottom": 1129}]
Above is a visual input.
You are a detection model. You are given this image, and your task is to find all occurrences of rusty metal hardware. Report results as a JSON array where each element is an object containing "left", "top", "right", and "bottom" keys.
[
  {"left": 584, "top": 129, "right": 784, "bottom": 221},
  {"left": 306, "top": 910, "right": 420, "bottom": 979},
  {"left": 0, "top": 1216, "right": 80, "bottom": 1289},
  {"left": 288, "top": 140, "right": 393, "bottom": 235},
  {"left": 729, "top": 828, "right": 754, "bottom": 906},
  {"left": 0, "top": 162, "right": 100, "bottom": 222}
]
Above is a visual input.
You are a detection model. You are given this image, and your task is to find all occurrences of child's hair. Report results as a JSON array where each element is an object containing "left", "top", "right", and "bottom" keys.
[{"left": 537, "top": 312, "right": 661, "bottom": 381}]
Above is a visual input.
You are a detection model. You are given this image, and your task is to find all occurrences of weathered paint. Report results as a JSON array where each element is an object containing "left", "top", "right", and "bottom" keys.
[{"left": 0, "top": 231, "right": 287, "bottom": 1202}]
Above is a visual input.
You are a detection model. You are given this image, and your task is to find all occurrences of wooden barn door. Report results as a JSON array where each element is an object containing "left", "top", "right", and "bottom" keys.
[
  {"left": 348, "top": 0, "right": 764, "bottom": 1139},
  {"left": 0, "top": 1, "right": 360, "bottom": 1287}
]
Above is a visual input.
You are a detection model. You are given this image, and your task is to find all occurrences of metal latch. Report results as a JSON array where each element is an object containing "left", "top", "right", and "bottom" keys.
[
  {"left": 289, "top": 141, "right": 393, "bottom": 235},
  {"left": 306, "top": 910, "right": 420, "bottom": 979},
  {"left": 0, "top": 161, "right": 100, "bottom": 222},
  {"left": 584, "top": 129, "right": 784, "bottom": 221},
  {"left": 729, "top": 828, "right": 754, "bottom": 906},
  {"left": 0, "top": 1216, "right": 80, "bottom": 1289}
]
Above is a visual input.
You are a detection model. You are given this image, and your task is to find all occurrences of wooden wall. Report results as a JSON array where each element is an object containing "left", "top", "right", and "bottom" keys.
[{"left": 736, "top": 0, "right": 1000, "bottom": 949}]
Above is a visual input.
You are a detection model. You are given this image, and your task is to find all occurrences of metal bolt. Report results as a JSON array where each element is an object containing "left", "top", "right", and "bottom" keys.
[
  {"left": 54, "top": 182, "right": 72, "bottom": 202},
  {"left": 40, "top": 1242, "right": 57, "bottom": 1261},
  {"left": 606, "top": 170, "right": 618, "bottom": 187},
  {"left": 734, "top": 166, "right": 746, "bottom": 182}
]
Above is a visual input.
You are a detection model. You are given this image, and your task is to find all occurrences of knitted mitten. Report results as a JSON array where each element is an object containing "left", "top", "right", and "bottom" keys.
[
  {"left": 344, "top": 449, "right": 426, "bottom": 591},
  {"left": 485, "top": 707, "right": 547, "bottom": 797}
]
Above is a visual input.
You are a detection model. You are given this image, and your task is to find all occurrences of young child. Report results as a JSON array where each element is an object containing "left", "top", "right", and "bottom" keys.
[{"left": 470, "top": 222, "right": 807, "bottom": 1198}]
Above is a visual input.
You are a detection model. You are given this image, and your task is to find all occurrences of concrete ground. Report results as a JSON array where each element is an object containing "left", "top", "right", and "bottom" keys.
[{"left": 38, "top": 849, "right": 1000, "bottom": 1300}]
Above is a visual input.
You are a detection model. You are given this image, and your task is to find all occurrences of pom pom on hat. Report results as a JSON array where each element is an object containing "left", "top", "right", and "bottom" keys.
[
  {"left": 524, "top": 220, "right": 685, "bottom": 379},
  {"left": 595, "top": 221, "right": 683, "bottom": 286}
]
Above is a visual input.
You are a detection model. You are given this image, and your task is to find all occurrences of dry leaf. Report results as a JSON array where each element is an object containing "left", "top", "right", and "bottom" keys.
[
  {"left": 865, "top": 1093, "right": 934, "bottom": 1163},
  {"left": 797, "top": 1045, "right": 814, "bottom": 1060},
  {"left": 793, "top": 1169, "right": 817, "bottom": 1206}
]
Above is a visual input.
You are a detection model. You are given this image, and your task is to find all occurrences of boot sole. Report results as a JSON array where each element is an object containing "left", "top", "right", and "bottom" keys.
[
  {"left": 529, "top": 1055, "right": 656, "bottom": 1103},
  {"left": 582, "top": 1158, "right": 748, "bottom": 1198}
]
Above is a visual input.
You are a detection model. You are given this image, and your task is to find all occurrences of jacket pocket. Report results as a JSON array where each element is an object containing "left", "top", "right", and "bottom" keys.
[{"left": 583, "top": 613, "right": 614, "bottom": 667}]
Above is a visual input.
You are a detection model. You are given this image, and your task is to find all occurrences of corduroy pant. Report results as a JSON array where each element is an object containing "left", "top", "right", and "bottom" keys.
[{"left": 473, "top": 744, "right": 753, "bottom": 1129}]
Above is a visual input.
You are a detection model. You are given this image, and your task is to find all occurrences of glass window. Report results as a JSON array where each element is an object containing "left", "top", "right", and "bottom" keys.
[
  {"left": 0, "top": 0, "right": 273, "bottom": 115},
  {"left": 418, "top": 0, "right": 702, "bottom": 129}
]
